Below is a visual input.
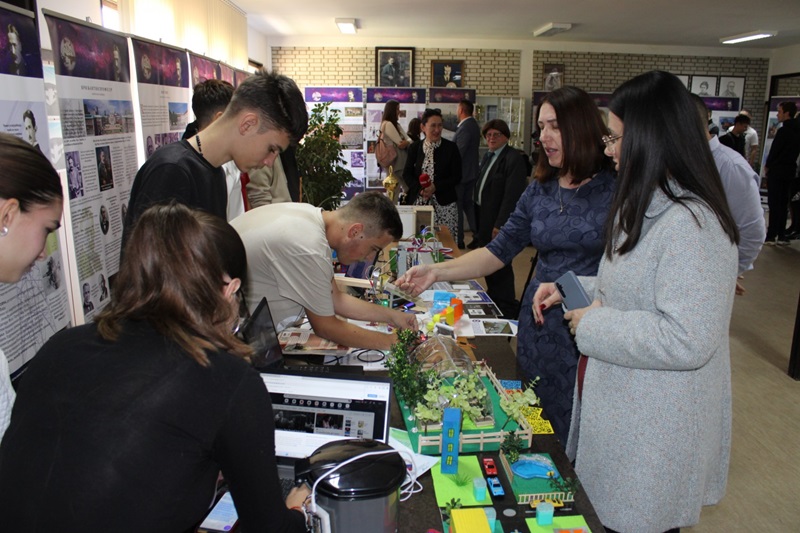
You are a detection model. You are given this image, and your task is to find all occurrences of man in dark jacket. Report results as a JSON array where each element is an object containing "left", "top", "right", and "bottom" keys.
[
  {"left": 453, "top": 99, "right": 480, "bottom": 248},
  {"left": 473, "top": 119, "right": 528, "bottom": 318},
  {"left": 765, "top": 101, "right": 800, "bottom": 245}
]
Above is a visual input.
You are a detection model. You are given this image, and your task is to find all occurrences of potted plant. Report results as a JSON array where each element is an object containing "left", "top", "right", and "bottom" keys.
[{"left": 295, "top": 102, "right": 355, "bottom": 210}]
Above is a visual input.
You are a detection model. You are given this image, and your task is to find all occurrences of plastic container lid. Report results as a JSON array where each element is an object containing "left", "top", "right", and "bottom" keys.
[{"left": 300, "top": 439, "right": 406, "bottom": 500}]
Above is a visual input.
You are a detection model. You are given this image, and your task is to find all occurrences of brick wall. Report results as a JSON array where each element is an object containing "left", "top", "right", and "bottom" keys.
[
  {"left": 271, "top": 46, "right": 771, "bottom": 142},
  {"left": 533, "top": 51, "right": 770, "bottom": 133},
  {"left": 271, "top": 47, "right": 521, "bottom": 96},
  {"left": 775, "top": 76, "right": 800, "bottom": 96}
]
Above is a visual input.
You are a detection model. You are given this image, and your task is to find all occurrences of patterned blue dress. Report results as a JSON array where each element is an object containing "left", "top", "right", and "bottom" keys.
[{"left": 486, "top": 169, "right": 615, "bottom": 444}]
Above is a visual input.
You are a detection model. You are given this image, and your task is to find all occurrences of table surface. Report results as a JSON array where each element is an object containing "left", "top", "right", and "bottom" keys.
[{"left": 394, "top": 337, "right": 604, "bottom": 533}]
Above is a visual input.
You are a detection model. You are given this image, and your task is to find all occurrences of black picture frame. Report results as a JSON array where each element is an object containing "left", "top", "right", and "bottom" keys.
[
  {"left": 431, "top": 60, "right": 464, "bottom": 88},
  {"left": 375, "top": 47, "right": 414, "bottom": 87}
]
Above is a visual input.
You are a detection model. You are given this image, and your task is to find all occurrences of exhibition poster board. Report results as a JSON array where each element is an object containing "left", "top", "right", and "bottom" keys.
[
  {"left": 0, "top": 4, "right": 71, "bottom": 377},
  {"left": 365, "top": 88, "right": 426, "bottom": 190},
  {"left": 305, "top": 87, "right": 364, "bottom": 200},
  {"left": 45, "top": 10, "right": 136, "bottom": 326}
]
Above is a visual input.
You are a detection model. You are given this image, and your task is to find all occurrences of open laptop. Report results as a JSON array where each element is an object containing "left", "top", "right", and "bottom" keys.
[
  {"left": 260, "top": 368, "right": 393, "bottom": 493},
  {"left": 238, "top": 297, "right": 284, "bottom": 370}
]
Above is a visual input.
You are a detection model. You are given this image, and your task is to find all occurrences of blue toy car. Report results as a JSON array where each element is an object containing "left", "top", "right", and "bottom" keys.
[{"left": 487, "top": 476, "right": 504, "bottom": 498}]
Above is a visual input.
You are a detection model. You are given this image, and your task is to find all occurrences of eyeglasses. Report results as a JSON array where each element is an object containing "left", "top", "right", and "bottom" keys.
[{"left": 602, "top": 134, "right": 622, "bottom": 147}]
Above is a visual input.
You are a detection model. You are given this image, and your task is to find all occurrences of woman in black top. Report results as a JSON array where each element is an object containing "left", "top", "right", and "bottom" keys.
[
  {"left": 0, "top": 203, "right": 309, "bottom": 533},
  {"left": 403, "top": 108, "right": 462, "bottom": 239}
]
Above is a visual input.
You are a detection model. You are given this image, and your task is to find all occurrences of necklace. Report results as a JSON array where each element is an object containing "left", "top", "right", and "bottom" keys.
[
  {"left": 558, "top": 180, "right": 584, "bottom": 214},
  {"left": 195, "top": 134, "right": 203, "bottom": 156}
]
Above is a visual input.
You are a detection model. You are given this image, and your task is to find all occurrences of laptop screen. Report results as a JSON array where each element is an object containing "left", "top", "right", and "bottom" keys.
[
  {"left": 261, "top": 369, "right": 393, "bottom": 459},
  {"left": 239, "top": 297, "right": 283, "bottom": 369}
]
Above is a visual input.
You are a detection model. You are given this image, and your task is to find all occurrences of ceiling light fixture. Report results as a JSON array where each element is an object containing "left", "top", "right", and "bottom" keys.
[
  {"left": 533, "top": 22, "right": 572, "bottom": 38},
  {"left": 335, "top": 18, "right": 357, "bottom": 35},
  {"left": 720, "top": 30, "right": 777, "bottom": 44}
]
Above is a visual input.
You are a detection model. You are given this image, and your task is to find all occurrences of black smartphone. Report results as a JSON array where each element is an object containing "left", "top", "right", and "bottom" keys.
[{"left": 554, "top": 271, "right": 592, "bottom": 311}]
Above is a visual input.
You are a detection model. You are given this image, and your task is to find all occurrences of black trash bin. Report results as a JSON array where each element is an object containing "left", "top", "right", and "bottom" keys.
[{"left": 297, "top": 439, "right": 406, "bottom": 533}]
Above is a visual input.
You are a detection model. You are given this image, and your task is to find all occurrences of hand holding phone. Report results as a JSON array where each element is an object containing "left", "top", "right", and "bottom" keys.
[{"left": 554, "top": 271, "right": 591, "bottom": 311}]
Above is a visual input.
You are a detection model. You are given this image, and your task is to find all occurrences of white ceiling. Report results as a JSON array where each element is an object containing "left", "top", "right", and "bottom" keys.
[{"left": 237, "top": 0, "right": 800, "bottom": 50}]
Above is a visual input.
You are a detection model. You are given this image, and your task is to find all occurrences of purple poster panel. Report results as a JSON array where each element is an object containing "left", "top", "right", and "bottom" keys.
[
  {"left": 189, "top": 53, "right": 220, "bottom": 88},
  {"left": 429, "top": 88, "right": 476, "bottom": 104},
  {"left": 366, "top": 88, "right": 426, "bottom": 105},
  {"left": 305, "top": 87, "right": 363, "bottom": 103},
  {"left": 0, "top": 6, "right": 43, "bottom": 78},
  {"left": 130, "top": 38, "right": 188, "bottom": 88},
  {"left": 45, "top": 14, "right": 128, "bottom": 82},
  {"left": 219, "top": 63, "right": 234, "bottom": 85},
  {"left": 234, "top": 69, "right": 250, "bottom": 88}
]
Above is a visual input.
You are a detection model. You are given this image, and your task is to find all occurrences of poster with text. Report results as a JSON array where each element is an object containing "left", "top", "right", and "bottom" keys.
[
  {"left": 1, "top": 6, "right": 70, "bottom": 376},
  {"left": 365, "top": 88, "right": 426, "bottom": 190},
  {"left": 305, "top": 87, "right": 364, "bottom": 200},
  {"left": 46, "top": 11, "right": 137, "bottom": 326},
  {"left": 131, "top": 38, "right": 191, "bottom": 161}
]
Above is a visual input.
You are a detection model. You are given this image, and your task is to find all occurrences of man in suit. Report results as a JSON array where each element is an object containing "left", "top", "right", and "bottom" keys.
[
  {"left": 764, "top": 101, "right": 800, "bottom": 245},
  {"left": 474, "top": 119, "right": 528, "bottom": 318},
  {"left": 453, "top": 99, "right": 480, "bottom": 249}
]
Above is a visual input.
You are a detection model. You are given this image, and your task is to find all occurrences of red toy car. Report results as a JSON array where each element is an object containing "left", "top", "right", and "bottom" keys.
[{"left": 482, "top": 457, "right": 498, "bottom": 476}]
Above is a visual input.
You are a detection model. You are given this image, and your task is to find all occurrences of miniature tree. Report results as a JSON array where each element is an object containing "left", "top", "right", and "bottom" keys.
[
  {"left": 548, "top": 471, "right": 581, "bottom": 496},
  {"left": 500, "top": 430, "right": 525, "bottom": 464},
  {"left": 498, "top": 379, "right": 540, "bottom": 430}
]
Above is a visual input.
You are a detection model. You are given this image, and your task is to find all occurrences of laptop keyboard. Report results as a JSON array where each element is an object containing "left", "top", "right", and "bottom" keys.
[{"left": 280, "top": 477, "right": 296, "bottom": 500}]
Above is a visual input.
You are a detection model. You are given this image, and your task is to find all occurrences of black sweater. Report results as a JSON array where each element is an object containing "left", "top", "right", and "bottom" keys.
[{"left": 0, "top": 321, "right": 305, "bottom": 533}]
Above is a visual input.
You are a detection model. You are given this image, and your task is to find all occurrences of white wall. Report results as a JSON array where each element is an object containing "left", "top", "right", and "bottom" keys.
[
  {"left": 37, "top": 0, "right": 102, "bottom": 50},
  {"left": 247, "top": 25, "right": 270, "bottom": 69},
  {"left": 771, "top": 44, "right": 800, "bottom": 76}
]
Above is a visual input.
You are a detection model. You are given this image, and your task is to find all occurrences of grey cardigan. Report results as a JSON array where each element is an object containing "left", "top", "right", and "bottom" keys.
[{"left": 569, "top": 186, "right": 737, "bottom": 532}]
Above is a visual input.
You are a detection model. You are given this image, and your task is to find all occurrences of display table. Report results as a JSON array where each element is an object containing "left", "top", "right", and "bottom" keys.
[{"left": 394, "top": 337, "right": 604, "bottom": 532}]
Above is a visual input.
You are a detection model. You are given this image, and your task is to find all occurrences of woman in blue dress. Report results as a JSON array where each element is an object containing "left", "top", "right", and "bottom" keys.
[{"left": 396, "top": 87, "right": 615, "bottom": 444}]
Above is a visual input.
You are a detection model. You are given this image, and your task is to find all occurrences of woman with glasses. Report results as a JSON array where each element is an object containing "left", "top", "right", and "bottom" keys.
[
  {"left": 534, "top": 71, "right": 739, "bottom": 533},
  {"left": 397, "top": 87, "right": 615, "bottom": 445},
  {"left": 403, "top": 108, "right": 462, "bottom": 239},
  {"left": 0, "top": 203, "right": 309, "bottom": 532}
]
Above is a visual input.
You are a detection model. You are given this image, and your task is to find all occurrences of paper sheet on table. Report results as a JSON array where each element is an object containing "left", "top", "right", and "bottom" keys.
[
  {"left": 389, "top": 428, "right": 439, "bottom": 478},
  {"left": 471, "top": 319, "right": 518, "bottom": 337}
]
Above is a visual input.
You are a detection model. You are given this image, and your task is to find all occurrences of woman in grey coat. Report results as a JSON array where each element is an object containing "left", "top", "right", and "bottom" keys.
[{"left": 534, "top": 71, "right": 740, "bottom": 532}]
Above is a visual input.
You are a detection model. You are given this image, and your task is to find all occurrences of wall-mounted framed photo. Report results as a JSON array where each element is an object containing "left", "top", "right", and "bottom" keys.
[
  {"left": 690, "top": 75, "right": 717, "bottom": 96},
  {"left": 675, "top": 74, "right": 690, "bottom": 89},
  {"left": 431, "top": 60, "right": 464, "bottom": 88},
  {"left": 543, "top": 64, "right": 565, "bottom": 91},
  {"left": 718, "top": 76, "right": 745, "bottom": 98},
  {"left": 375, "top": 47, "right": 414, "bottom": 87}
]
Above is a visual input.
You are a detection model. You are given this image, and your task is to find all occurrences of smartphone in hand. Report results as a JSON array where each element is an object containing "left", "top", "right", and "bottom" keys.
[{"left": 554, "top": 271, "right": 592, "bottom": 311}]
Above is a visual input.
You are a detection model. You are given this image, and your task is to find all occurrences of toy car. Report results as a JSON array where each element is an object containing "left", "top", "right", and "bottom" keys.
[
  {"left": 482, "top": 457, "right": 498, "bottom": 476},
  {"left": 487, "top": 476, "right": 504, "bottom": 498}
]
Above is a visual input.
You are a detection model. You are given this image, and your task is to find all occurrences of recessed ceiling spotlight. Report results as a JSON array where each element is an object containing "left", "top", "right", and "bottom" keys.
[
  {"left": 720, "top": 30, "right": 777, "bottom": 44},
  {"left": 532, "top": 22, "right": 572, "bottom": 38},
  {"left": 335, "top": 18, "right": 357, "bottom": 35}
]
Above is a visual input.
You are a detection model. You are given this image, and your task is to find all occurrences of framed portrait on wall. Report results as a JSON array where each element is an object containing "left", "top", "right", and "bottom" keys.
[
  {"left": 431, "top": 60, "right": 464, "bottom": 87},
  {"left": 690, "top": 75, "right": 717, "bottom": 96},
  {"left": 718, "top": 76, "right": 745, "bottom": 98},
  {"left": 375, "top": 47, "right": 414, "bottom": 87},
  {"left": 543, "top": 64, "right": 565, "bottom": 91}
]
